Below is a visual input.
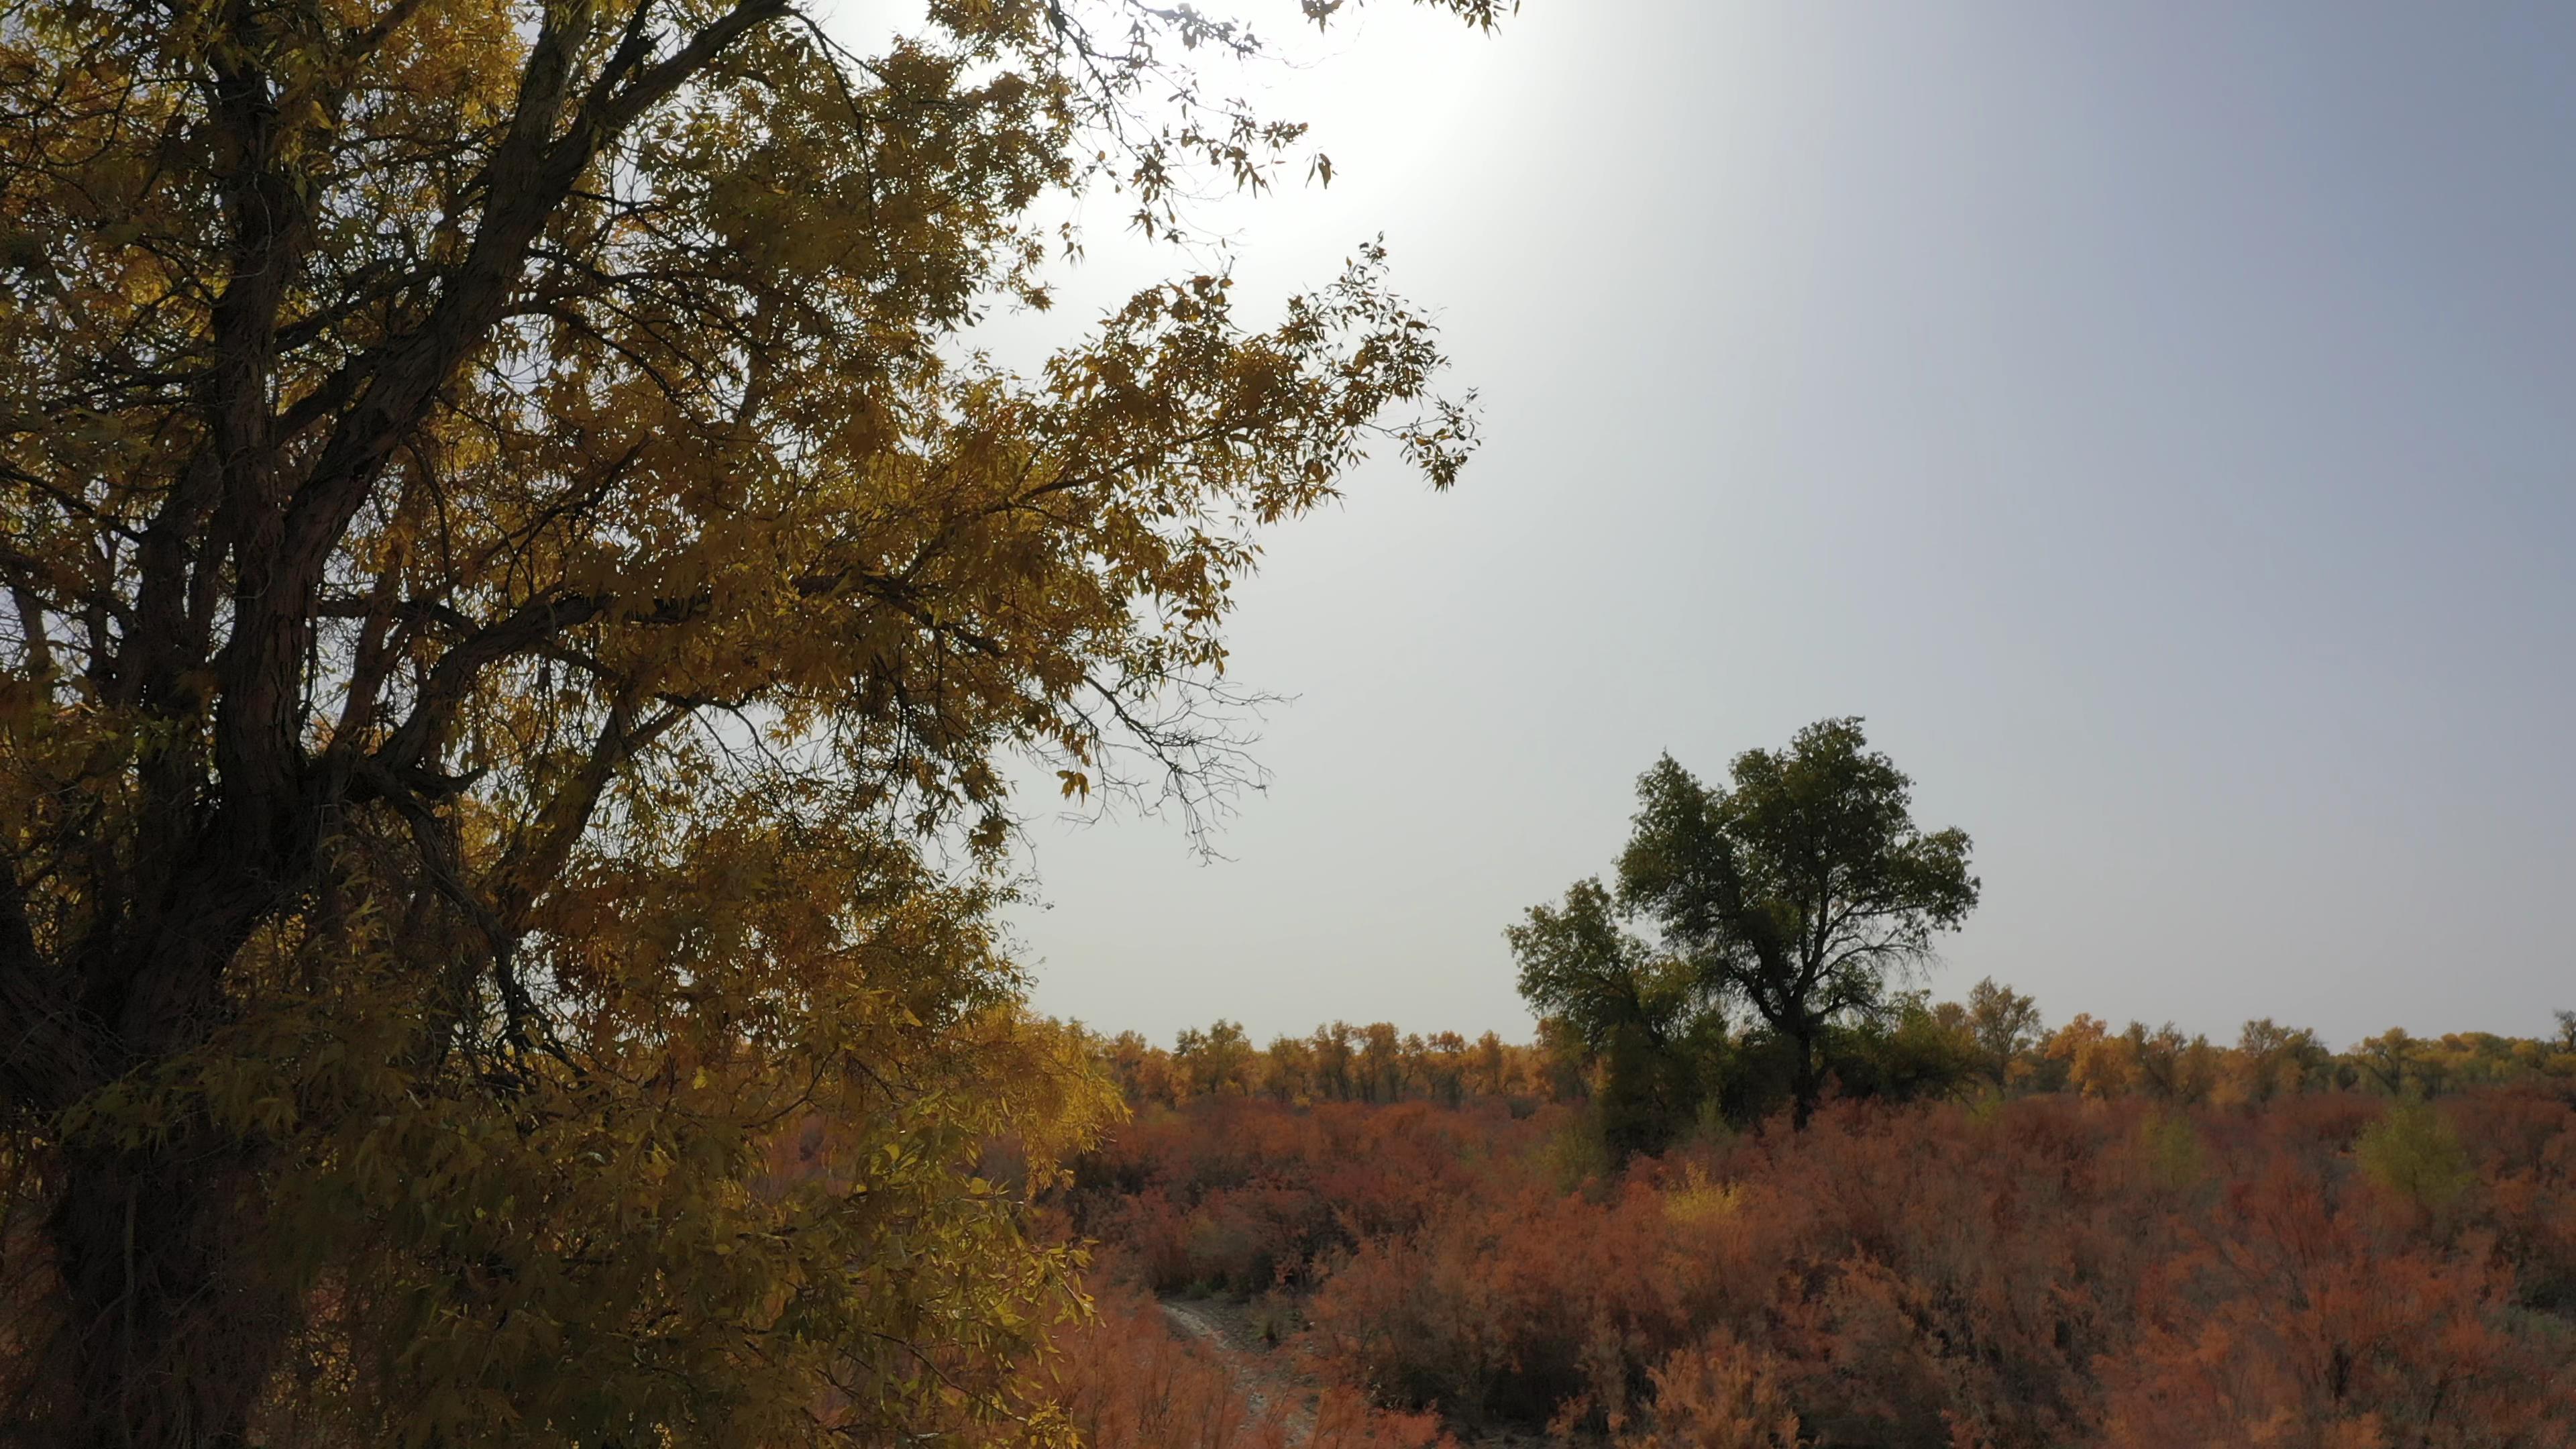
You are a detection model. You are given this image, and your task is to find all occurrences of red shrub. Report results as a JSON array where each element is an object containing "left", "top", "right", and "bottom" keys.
[
  {"left": 1615, "top": 1334, "right": 1803, "bottom": 1449},
  {"left": 1016, "top": 1285, "right": 1455, "bottom": 1449},
  {"left": 1067, "top": 1088, "right": 2576, "bottom": 1449}
]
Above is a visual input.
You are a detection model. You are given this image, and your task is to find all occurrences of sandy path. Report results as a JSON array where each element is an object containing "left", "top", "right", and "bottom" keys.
[{"left": 1159, "top": 1298, "right": 1319, "bottom": 1445}]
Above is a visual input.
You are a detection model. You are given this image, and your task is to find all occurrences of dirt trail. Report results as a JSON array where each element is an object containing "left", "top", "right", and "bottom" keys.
[
  {"left": 1159, "top": 1298, "right": 1318, "bottom": 1445},
  {"left": 1158, "top": 1301, "right": 1549, "bottom": 1449}
]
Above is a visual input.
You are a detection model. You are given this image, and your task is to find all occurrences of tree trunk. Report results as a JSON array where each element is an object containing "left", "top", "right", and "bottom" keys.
[
  {"left": 23, "top": 857, "right": 303, "bottom": 1448},
  {"left": 1788, "top": 1026, "right": 1821, "bottom": 1131},
  {"left": 52, "top": 1142, "right": 290, "bottom": 1449}
]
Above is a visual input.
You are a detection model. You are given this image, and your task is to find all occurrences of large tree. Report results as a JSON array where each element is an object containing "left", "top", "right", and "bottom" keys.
[
  {"left": 0, "top": 0, "right": 1499, "bottom": 1443},
  {"left": 1619, "top": 719, "right": 1978, "bottom": 1126},
  {"left": 1517, "top": 720, "right": 1978, "bottom": 1132}
]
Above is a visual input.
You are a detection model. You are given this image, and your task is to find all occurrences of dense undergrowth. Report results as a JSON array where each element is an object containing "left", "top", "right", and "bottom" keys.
[
  {"left": 1052, "top": 1089, "right": 2576, "bottom": 1449},
  {"left": 1009, "top": 1286, "right": 1454, "bottom": 1449}
]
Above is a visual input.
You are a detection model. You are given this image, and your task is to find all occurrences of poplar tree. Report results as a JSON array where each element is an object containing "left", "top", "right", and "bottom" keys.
[
  {"left": 1516, "top": 720, "right": 1978, "bottom": 1133},
  {"left": 0, "top": 1, "right": 1499, "bottom": 1442},
  {"left": 1619, "top": 720, "right": 1979, "bottom": 1127}
]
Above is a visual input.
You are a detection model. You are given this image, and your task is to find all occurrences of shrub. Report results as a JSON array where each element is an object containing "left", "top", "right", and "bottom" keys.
[
  {"left": 1617, "top": 1335, "right": 1804, "bottom": 1449},
  {"left": 1065, "top": 1087, "right": 2576, "bottom": 1448},
  {"left": 1012, "top": 1285, "right": 1455, "bottom": 1449},
  {"left": 2355, "top": 1098, "right": 2474, "bottom": 1212}
]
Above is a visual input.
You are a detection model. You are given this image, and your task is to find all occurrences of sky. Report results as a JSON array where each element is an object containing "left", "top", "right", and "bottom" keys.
[{"left": 833, "top": 1, "right": 2576, "bottom": 1051}]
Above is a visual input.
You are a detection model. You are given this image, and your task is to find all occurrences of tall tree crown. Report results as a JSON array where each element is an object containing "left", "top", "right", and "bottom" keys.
[
  {"left": 0, "top": 1, "right": 1499, "bottom": 1442},
  {"left": 1618, "top": 719, "right": 1979, "bottom": 1024},
  {"left": 1513, "top": 718, "right": 1978, "bottom": 1130}
]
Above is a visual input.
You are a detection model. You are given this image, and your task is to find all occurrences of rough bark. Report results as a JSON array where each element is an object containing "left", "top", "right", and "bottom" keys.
[{"left": 52, "top": 1146, "right": 290, "bottom": 1449}]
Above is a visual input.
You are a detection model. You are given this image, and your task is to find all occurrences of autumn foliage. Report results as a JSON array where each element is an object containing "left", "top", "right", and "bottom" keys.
[
  {"left": 1001, "top": 1285, "right": 1452, "bottom": 1449},
  {"left": 1061, "top": 1080, "right": 2576, "bottom": 1449},
  {"left": 0, "top": 0, "right": 1503, "bottom": 1440}
]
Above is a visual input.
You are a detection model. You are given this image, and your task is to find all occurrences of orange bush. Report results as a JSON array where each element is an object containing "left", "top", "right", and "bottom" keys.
[
  {"left": 1300, "top": 1179, "right": 1719, "bottom": 1429},
  {"left": 1070, "top": 1098, "right": 1561, "bottom": 1293},
  {"left": 1028, "top": 1293, "right": 1278, "bottom": 1449},
  {"left": 1013, "top": 1285, "right": 1453, "bottom": 1449},
  {"left": 1615, "top": 1334, "right": 1803, "bottom": 1449},
  {"left": 2102, "top": 1157, "right": 2573, "bottom": 1448},
  {"left": 1068, "top": 1087, "right": 2576, "bottom": 1448}
]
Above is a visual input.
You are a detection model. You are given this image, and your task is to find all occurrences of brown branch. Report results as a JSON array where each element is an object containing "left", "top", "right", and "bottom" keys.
[
  {"left": 490, "top": 696, "right": 690, "bottom": 927},
  {"left": 0, "top": 853, "right": 97, "bottom": 1114},
  {"left": 372, "top": 592, "right": 612, "bottom": 777},
  {"left": 354, "top": 759, "right": 545, "bottom": 1063}
]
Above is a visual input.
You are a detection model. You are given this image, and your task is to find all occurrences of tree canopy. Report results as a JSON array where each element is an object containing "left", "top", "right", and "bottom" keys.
[
  {"left": 1507, "top": 877, "right": 1709, "bottom": 1153},
  {"left": 0, "top": 0, "right": 1499, "bottom": 1443},
  {"left": 1514, "top": 718, "right": 1978, "bottom": 1130}
]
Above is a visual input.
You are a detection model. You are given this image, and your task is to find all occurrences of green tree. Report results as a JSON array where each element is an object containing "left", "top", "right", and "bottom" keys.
[
  {"left": 1507, "top": 877, "right": 1705, "bottom": 1154},
  {"left": 0, "top": 0, "right": 1499, "bottom": 1442},
  {"left": 1265, "top": 1030, "right": 1317, "bottom": 1102},
  {"left": 1615, "top": 719, "right": 1979, "bottom": 1127},
  {"left": 1510, "top": 879, "right": 1698, "bottom": 1061},
  {"left": 1836, "top": 992, "right": 1982, "bottom": 1104},
  {"left": 2356, "top": 1098, "right": 2473, "bottom": 1212}
]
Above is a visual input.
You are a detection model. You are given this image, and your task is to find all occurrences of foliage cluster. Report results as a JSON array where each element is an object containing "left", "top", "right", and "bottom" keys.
[
  {"left": 994, "top": 1282, "right": 1452, "bottom": 1449},
  {"left": 1118, "top": 997, "right": 2576, "bottom": 1171},
  {"left": 1514, "top": 722, "right": 1982, "bottom": 1137},
  {"left": 1067, "top": 1095, "right": 1562, "bottom": 1295},
  {"left": 1506, "top": 724, "right": 2576, "bottom": 1158},
  {"left": 1068, "top": 1083, "right": 2576, "bottom": 1448},
  {"left": 0, "top": 0, "right": 1501, "bottom": 1441},
  {"left": 1099, "top": 1021, "right": 1562, "bottom": 1109}
]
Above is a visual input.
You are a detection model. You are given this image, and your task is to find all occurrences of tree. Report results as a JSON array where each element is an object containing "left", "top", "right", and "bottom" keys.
[
  {"left": 2123, "top": 1020, "right": 2218, "bottom": 1104},
  {"left": 1470, "top": 1028, "right": 1508, "bottom": 1097},
  {"left": 1508, "top": 877, "right": 1705, "bottom": 1153},
  {"left": 1175, "top": 1018, "right": 1255, "bottom": 1097},
  {"left": 1835, "top": 993, "right": 1982, "bottom": 1105},
  {"left": 1964, "top": 976, "right": 2044, "bottom": 1089},
  {"left": 0, "top": 1, "right": 1499, "bottom": 1442},
  {"left": 1422, "top": 1030, "right": 1470, "bottom": 1106},
  {"left": 1511, "top": 879, "right": 1699, "bottom": 1059},
  {"left": 1264, "top": 1030, "right": 1317, "bottom": 1102},
  {"left": 1615, "top": 719, "right": 1978, "bottom": 1126},
  {"left": 1104, "top": 1028, "right": 1178, "bottom": 1106},
  {"left": 1358, "top": 1021, "right": 1405, "bottom": 1102},
  {"left": 2232, "top": 1017, "right": 2329, "bottom": 1103},
  {"left": 1313, "top": 1020, "right": 1360, "bottom": 1100},
  {"left": 2045, "top": 1013, "right": 2134, "bottom": 1099},
  {"left": 2355, "top": 1027, "right": 2422, "bottom": 1096}
]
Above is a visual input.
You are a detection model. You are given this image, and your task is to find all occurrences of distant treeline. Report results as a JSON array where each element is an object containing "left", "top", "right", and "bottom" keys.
[{"left": 1099, "top": 989, "right": 2576, "bottom": 1138}]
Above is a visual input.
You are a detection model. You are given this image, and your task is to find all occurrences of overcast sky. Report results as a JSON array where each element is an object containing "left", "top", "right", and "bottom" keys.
[{"left": 841, "top": 1, "right": 2576, "bottom": 1050}]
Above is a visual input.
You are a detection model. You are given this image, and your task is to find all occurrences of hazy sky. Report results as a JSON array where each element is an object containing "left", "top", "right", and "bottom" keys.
[{"left": 844, "top": 2, "right": 2576, "bottom": 1049}]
